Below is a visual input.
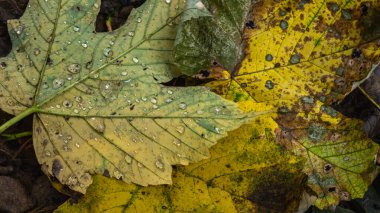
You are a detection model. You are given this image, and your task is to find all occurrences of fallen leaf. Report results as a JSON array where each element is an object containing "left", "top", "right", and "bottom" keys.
[
  {"left": 57, "top": 120, "right": 306, "bottom": 212},
  {"left": 0, "top": 0, "right": 250, "bottom": 193},
  {"left": 194, "top": 0, "right": 380, "bottom": 209},
  {"left": 174, "top": 0, "right": 252, "bottom": 76}
]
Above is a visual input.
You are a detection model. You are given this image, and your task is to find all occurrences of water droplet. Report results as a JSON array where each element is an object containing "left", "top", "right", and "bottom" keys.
[
  {"left": 45, "top": 151, "right": 51, "bottom": 157},
  {"left": 121, "top": 71, "right": 128, "bottom": 76},
  {"left": 176, "top": 126, "right": 185, "bottom": 134},
  {"left": 103, "top": 47, "right": 112, "bottom": 57},
  {"left": 265, "top": 80, "right": 274, "bottom": 89},
  {"left": 167, "top": 90, "right": 173, "bottom": 95},
  {"left": 173, "top": 140, "right": 181, "bottom": 147},
  {"left": 151, "top": 98, "right": 157, "bottom": 104},
  {"left": 73, "top": 26, "right": 80, "bottom": 32},
  {"left": 137, "top": 162, "right": 143, "bottom": 168},
  {"left": 265, "top": 54, "right": 273, "bottom": 61},
  {"left": 165, "top": 0, "right": 171, "bottom": 4},
  {"left": 67, "top": 63, "right": 81, "bottom": 73},
  {"left": 155, "top": 160, "right": 164, "bottom": 170},
  {"left": 17, "top": 64, "right": 24, "bottom": 72},
  {"left": 34, "top": 48, "right": 41, "bottom": 55},
  {"left": 75, "top": 143, "right": 80, "bottom": 148},
  {"left": 104, "top": 83, "right": 111, "bottom": 90},
  {"left": 290, "top": 54, "right": 300, "bottom": 64},
  {"left": 179, "top": 103, "right": 187, "bottom": 110},
  {"left": 128, "top": 31, "right": 135, "bottom": 37},
  {"left": 75, "top": 96, "right": 83, "bottom": 103},
  {"left": 214, "top": 127, "right": 221, "bottom": 134},
  {"left": 16, "top": 25, "right": 24, "bottom": 35},
  {"left": 152, "top": 105, "right": 158, "bottom": 109},
  {"left": 165, "top": 98, "right": 173, "bottom": 103},
  {"left": 52, "top": 78, "right": 65, "bottom": 89},
  {"left": 132, "top": 57, "right": 139, "bottom": 63},
  {"left": 343, "top": 156, "right": 350, "bottom": 161},
  {"left": 137, "top": 17, "right": 142, "bottom": 23},
  {"left": 81, "top": 42, "right": 88, "bottom": 48},
  {"left": 125, "top": 155, "right": 132, "bottom": 164},
  {"left": 73, "top": 109, "right": 79, "bottom": 114},
  {"left": 63, "top": 100, "right": 72, "bottom": 108},
  {"left": 280, "top": 20, "right": 288, "bottom": 30}
]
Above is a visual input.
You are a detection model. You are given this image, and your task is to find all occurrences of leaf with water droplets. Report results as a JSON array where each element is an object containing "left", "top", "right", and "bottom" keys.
[
  {"left": 57, "top": 122, "right": 306, "bottom": 212},
  {"left": 0, "top": 0, "right": 251, "bottom": 193},
  {"left": 174, "top": 0, "right": 252, "bottom": 76},
  {"left": 179, "top": 0, "right": 380, "bottom": 209}
]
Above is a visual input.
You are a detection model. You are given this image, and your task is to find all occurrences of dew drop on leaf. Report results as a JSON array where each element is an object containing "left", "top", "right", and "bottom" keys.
[
  {"left": 52, "top": 78, "right": 65, "bottom": 89},
  {"left": 73, "top": 26, "right": 80, "bottom": 32},
  {"left": 155, "top": 160, "right": 164, "bottom": 170},
  {"left": 179, "top": 102, "right": 187, "bottom": 110},
  {"left": 67, "top": 63, "right": 81, "bottom": 74}
]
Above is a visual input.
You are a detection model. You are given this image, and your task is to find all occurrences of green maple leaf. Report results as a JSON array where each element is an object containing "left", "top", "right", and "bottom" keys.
[{"left": 0, "top": 0, "right": 250, "bottom": 193}]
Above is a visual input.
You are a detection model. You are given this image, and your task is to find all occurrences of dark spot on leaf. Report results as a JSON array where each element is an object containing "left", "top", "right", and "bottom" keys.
[
  {"left": 274, "top": 63, "right": 281, "bottom": 68},
  {"left": 351, "top": 49, "right": 362, "bottom": 58},
  {"left": 240, "top": 83, "right": 247, "bottom": 88},
  {"left": 199, "top": 70, "right": 210, "bottom": 77},
  {"left": 129, "top": 105, "right": 135, "bottom": 110},
  {"left": 360, "top": 3, "right": 369, "bottom": 16},
  {"left": 46, "top": 56, "right": 53, "bottom": 66},
  {"left": 245, "top": 20, "right": 255, "bottom": 29},
  {"left": 103, "top": 169, "right": 110, "bottom": 177},
  {"left": 0, "top": 62, "right": 7, "bottom": 69},
  {"left": 324, "top": 164, "right": 333, "bottom": 173},
  {"left": 52, "top": 159, "right": 63, "bottom": 177},
  {"left": 328, "top": 187, "right": 336, "bottom": 192}
]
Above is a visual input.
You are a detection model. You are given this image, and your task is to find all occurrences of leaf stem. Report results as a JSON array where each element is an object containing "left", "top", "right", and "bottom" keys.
[
  {"left": 0, "top": 107, "right": 39, "bottom": 134},
  {"left": 1, "top": 131, "right": 33, "bottom": 141},
  {"left": 358, "top": 86, "right": 380, "bottom": 111}
]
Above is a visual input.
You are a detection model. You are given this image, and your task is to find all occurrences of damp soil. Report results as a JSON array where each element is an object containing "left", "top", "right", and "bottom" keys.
[{"left": 0, "top": 0, "right": 379, "bottom": 212}]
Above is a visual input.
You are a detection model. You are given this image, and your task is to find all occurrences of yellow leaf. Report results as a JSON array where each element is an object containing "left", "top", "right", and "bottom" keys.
[
  {"left": 204, "top": 0, "right": 380, "bottom": 208},
  {"left": 57, "top": 122, "right": 306, "bottom": 212}
]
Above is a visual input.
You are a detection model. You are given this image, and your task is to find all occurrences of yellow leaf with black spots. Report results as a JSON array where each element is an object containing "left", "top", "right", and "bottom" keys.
[{"left": 202, "top": 0, "right": 380, "bottom": 209}]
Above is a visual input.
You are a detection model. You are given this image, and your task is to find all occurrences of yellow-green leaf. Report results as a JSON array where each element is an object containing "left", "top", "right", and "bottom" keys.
[
  {"left": 57, "top": 120, "right": 306, "bottom": 212},
  {"left": 0, "top": 0, "right": 250, "bottom": 193}
]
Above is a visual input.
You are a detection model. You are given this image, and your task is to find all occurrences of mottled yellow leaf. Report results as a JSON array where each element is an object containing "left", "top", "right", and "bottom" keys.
[
  {"left": 57, "top": 120, "right": 306, "bottom": 212},
  {"left": 204, "top": 0, "right": 380, "bottom": 209}
]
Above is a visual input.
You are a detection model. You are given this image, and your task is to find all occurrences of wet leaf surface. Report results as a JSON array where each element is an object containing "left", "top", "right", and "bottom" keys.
[
  {"left": 57, "top": 121, "right": 306, "bottom": 212},
  {"left": 0, "top": 0, "right": 250, "bottom": 193},
  {"left": 174, "top": 0, "right": 251, "bottom": 76},
  {"left": 199, "top": 0, "right": 380, "bottom": 209}
]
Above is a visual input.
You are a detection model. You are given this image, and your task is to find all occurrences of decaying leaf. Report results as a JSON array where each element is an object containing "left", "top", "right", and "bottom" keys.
[
  {"left": 57, "top": 120, "right": 306, "bottom": 212},
  {"left": 174, "top": 0, "right": 252, "bottom": 76},
  {"left": 173, "top": 0, "right": 380, "bottom": 209},
  {"left": 0, "top": 0, "right": 251, "bottom": 193}
]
